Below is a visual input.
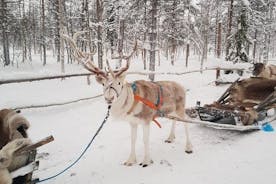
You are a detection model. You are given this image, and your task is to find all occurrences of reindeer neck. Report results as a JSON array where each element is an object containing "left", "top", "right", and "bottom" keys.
[{"left": 110, "top": 82, "right": 134, "bottom": 118}]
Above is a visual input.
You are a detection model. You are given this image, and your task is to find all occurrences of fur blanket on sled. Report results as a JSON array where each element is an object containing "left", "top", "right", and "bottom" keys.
[{"left": 0, "top": 109, "right": 31, "bottom": 184}]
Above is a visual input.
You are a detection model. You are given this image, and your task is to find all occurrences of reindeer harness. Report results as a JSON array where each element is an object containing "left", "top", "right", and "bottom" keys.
[{"left": 131, "top": 82, "right": 164, "bottom": 128}]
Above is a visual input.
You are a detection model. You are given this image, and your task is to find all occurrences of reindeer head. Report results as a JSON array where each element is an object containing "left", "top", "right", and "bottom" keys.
[
  {"left": 62, "top": 33, "right": 137, "bottom": 105},
  {"left": 94, "top": 61, "right": 129, "bottom": 105},
  {"left": 252, "top": 63, "right": 265, "bottom": 76}
]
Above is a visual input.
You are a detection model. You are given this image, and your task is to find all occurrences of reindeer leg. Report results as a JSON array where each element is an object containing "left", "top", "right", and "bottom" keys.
[
  {"left": 140, "top": 123, "right": 153, "bottom": 167},
  {"left": 124, "top": 123, "right": 137, "bottom": 166},
  {"left": 176, "top": 104, "right": 193, "bottom": 154},
  {"left": 165, "top": 121, "right": 176, "bottom": 143},
  {"left": 184, "top": 122, "right": 193, "bottom": 154}
]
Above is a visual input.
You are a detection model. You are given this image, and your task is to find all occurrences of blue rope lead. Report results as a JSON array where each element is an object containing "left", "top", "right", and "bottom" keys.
[{"left": 35, "top": 106, "right": 111, "bottom": 183}]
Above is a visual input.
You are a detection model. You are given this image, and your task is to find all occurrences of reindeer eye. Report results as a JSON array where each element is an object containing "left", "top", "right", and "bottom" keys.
[{"left": 118, "top": 82, "right": 121, "bottom": 85}]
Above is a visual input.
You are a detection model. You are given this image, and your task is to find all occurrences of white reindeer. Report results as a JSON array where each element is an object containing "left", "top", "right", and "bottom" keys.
[{"left": 63, "top": 34, "right": 193, "bottom": 167}]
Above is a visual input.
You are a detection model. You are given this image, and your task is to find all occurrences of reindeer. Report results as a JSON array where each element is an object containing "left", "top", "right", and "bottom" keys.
[
  {"left": 252, "top": 63, "right": 276, "bottom": 80},
  {"left": 63, "top": 34, "right": 193, "bottom": 167}
]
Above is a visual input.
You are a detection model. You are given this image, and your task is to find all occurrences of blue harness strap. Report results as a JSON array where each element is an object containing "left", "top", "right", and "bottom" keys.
[
  {"left": 131, "top": 82, "right": 137, "bottom": 92},
  {"left": 154, "top": 83, "right": 163, "bottom": 108}
]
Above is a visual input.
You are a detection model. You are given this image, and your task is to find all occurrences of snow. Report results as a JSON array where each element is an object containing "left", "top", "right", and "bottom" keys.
[
  {"left": 1, "top": 54, "right": 276, "bottom": 184},
  {"left": 190, "top": 0, "right": 200, "bottom": 11}
]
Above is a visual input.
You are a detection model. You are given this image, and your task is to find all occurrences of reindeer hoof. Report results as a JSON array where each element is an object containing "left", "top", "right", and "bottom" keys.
[
  {"left": 124, "top": 162, "right": 134, "bottom": 166},
  {"left": 123, "top": 159, "right": 136, "bottom": 166},
  {"left": 185, "top": 150, "right": 193, "bottom": 154},
  {"left": 165, "top": 135, "right": 175, "bottom": 143},
  {"left": 139, "top": 160, "right": 153, "bottom": 167},
  {"left": 139, "top": 163, "right": 149, "bottom": 167}
]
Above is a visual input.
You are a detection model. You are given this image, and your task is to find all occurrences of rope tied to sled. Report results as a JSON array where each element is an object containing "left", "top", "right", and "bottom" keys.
[{"left": 35, "top": 106, "right": 111, "bottom": 183}]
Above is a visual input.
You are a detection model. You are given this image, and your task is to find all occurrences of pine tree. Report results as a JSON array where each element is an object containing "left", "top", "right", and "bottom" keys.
[{"left": 226, "top": 6, "right": 250, "bottom": 63}]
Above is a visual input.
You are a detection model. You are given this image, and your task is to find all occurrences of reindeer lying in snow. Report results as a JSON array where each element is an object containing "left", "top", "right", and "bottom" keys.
[
  {"left": 252, "top": 63, "right": 276, "bottom": 80},
  {"left": 63, "top": 34, "right": 192, "bottom": 167}
]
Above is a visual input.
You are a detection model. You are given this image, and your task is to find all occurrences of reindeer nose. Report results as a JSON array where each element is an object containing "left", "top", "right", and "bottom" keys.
[{"left": 105, "top": 96, "right": 114, "bottom": 104}]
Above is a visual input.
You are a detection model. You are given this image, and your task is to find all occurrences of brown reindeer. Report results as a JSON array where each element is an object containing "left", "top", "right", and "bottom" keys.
[
  {"left": 252, "top": 63, "right": 276, "bottom": 80},
  {"left": 206, "top": 77, "right": 276, "bottom": 125},
  {"left": 63, "top": 34, "right": 192, "bottom": 167},
  {"left": 228, "top": 77, "right": 276, "bottom": 107}
]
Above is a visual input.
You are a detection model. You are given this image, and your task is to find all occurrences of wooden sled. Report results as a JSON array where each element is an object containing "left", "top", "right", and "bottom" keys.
[
  {"left": 182, "top": 77, "right": 276, "bottom": 131},
  {"left": 11, "top": 136, "right": 54, "bottom": 184}
]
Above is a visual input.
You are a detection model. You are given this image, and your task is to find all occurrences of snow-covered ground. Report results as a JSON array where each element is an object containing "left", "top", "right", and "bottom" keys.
[{"left": 1, "top": 54, "right": 276, "bottom": 184}]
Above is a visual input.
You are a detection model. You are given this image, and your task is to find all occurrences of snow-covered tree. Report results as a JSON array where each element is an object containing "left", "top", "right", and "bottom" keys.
[{"left": 226, "top": 5, "right": 250, "bottom": 63}]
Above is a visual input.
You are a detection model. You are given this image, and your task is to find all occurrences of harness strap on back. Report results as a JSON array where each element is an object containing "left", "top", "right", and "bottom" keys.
[{"left": 131, "top": 82, "right": 163, "bottom": 128}]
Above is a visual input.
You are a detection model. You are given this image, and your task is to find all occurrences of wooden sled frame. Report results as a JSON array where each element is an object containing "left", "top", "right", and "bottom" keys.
[
  {"left": 11, "top": 136, "right": 54, "bottom": 184},
  {"left": 181, "top": 78, "right": 276, "bottom": 131}
]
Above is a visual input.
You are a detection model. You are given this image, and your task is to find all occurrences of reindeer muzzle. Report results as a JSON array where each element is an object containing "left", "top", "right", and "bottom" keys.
[{"left": 105, "top": 96, "right": 114, "bottom": 104}]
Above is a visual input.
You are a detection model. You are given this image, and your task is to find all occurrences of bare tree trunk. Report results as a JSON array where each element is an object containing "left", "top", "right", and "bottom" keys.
[
  {"left": 41, "top": 0, "right": 46, "bottom": 66},
  {"left": 185, "top": 43, "right": 190, "bottom": 67},
  {"left": 225, "top": 0, "right": 234, "bottom": 59},
  {"left": 170, "top": 0, "right": 177, "bottom": 66},
  {"left": 252, "top": 29, "right": 257, "bottom": 62},
  {"left": 0, "top": 0, "right": 10, "bottom": 66},
  {"left": 149, "top": 0, "right": 157, "bottom": 81},
  {"left": 96, "top": 0, "right": 103, "bottom": 69},
  {"left": 20, "top": 1, "right": 27, "bottom": 63},
  {"left": 263, "top": 33, "right": 269, "bottom": 64},
  {"left": 81, "top": 0, "right": 86, "bottom": 51},
  {"left": 217, "top": 22, "right": 222, "bottom": 58},
  {"left": 27, "top": 2, "right": 32, "bottom": 62},
  {"left": 62, "top": 0, "right": 72, "bottom": 65},
  {"left": 200, "top": 2, "right": 210, "bottom": 70},
  {"left": 186, "top": 2, "right": 191, "bottom": 67},
  {"left": 84, "top": 0, "right": 93, "bottom": 55},
  {"left": 216, "top": 22, "right": 222, "bottom": 79},
  {"left": 142, "top": 0, "right": 147, "bottom": 70},
  {"left": 59, "top": 0, "right": 65, "bottom": 72},
  {"left": 32, "top": 5, "right": 37, "bottom": 55},
  {"left": 157, "top": 15, "right": 161, "bottom": 66},
  {"left": 117, "top": 6, "right": 125, "bottom": 68},
  {"left": 53, "top": 0, "right": 60, "bottom": 63},
  {"left": 264, "top": 2, "right": 273, "bottom": 64}
]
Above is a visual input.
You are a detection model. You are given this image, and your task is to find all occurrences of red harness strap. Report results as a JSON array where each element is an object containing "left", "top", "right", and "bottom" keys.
[{"left": 133, "top": 86, "right": 163, "bottom": 128}]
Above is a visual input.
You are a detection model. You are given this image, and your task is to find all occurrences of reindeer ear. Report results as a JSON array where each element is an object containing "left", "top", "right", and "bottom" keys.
[
  {"left": 117, "top": 71, "right": 126, "bottom": 81},
  {"left": 95, "top": 75, "right": 106, "bottom": 84}
]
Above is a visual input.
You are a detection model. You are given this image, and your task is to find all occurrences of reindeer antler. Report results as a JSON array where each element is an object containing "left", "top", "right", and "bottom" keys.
[
  {"left": 106, "top": 59, "right": 116, "bottom": 78},
  {"left": 62, "top": 33, "right": 107, "bottom": 78},
  {"left": 113, "top": 40, "right": 138, "bottom": 77}
]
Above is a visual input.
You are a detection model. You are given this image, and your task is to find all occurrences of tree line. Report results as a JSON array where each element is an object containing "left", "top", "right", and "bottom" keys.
[{"left": 0, "top": 0, "right": 275, "bottom": 77}]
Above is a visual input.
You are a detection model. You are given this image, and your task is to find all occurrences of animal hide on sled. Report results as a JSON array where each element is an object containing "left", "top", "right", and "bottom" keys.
[
  {"left": 198, "top": 78, "right": 276, "bottom": 125},
  {"left": 0, "top": 109, "right": 32, "bottom": 184}
]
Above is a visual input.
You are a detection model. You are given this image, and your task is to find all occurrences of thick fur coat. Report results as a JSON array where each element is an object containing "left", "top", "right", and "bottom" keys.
[
  {"left": 253, "top": 63, "right": 276, "bottom": 80},
  {"left": 0, "top": 109, "right": 31, "bottom": 183},
  {"left": 0, "top": 139, "right": 31, "bottom": 184}
]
